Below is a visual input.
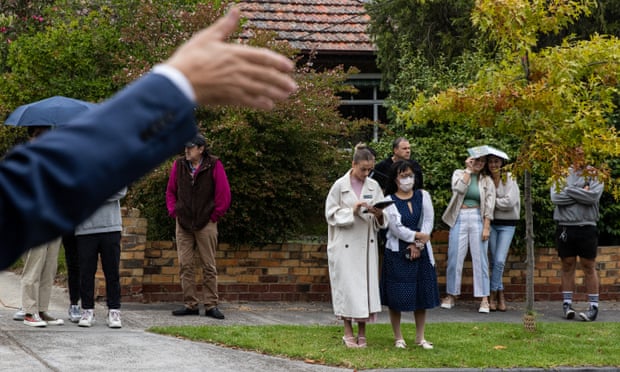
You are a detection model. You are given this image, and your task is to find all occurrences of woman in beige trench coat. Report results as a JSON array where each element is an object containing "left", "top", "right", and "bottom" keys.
[{"left": 325, "top": 143, "right": 387, "bottom": 348}]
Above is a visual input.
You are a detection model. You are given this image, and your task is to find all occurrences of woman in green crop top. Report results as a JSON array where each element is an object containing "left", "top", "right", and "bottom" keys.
[{"left": 440, "top": 155, "right": 496, "bottom": 313}]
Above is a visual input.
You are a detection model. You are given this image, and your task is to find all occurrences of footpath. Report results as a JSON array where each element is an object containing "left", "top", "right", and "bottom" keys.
[{"left": 1, "top": 270, "right": 619, "bottom": 372}]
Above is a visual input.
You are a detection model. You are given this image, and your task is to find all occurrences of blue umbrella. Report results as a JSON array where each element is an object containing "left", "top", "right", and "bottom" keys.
[{"left": 4, "top": 96, "right": 97, "bottom": 127}]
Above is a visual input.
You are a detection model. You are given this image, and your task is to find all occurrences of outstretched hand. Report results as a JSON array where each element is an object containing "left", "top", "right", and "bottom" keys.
[{"left": 165, "top": 7, "right": 298, "bottom": 110}]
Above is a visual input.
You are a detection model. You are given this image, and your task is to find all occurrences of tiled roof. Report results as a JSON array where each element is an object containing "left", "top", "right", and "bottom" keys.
[{"left": 238, "top": 0, "right": 375, "bottom": 53}]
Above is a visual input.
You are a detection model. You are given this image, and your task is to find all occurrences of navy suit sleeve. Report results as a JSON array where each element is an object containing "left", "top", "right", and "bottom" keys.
[{"left": 0, "top": 73, "right": 197, "bottom": 269}]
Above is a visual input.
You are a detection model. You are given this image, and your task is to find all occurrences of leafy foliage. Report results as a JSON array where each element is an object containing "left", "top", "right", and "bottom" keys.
[
  {"left": 471, "top": 0, "right": 596, "bottom": 51},
  {"left": 205, "top": 67, "right": 368, "bottom": 244},
  {"left": 405, "top": 11, "right": 620, "bottom": 194},
  {"left": 2, "top": 13, "right": 123, "bottom": 105},
  {"left": 366, "top": 0, "right": 479, "bottom": 89}
]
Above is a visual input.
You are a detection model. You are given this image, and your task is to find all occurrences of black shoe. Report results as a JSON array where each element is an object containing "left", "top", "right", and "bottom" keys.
[
  {"left": 563, "top": 303, "right": 575, "bottom": 320},
  {"left": 172, "top": 306, "right": 199, "bottom": 316},
  {"left": 205, "top": 307, "right": 225, "bottom": 319},
  {"left": 579, "top": 306, "right": 598, "bottom": 322}
]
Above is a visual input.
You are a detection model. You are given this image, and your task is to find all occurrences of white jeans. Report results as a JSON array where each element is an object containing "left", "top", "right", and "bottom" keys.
[{"left": 446, "top": 209, "right": 489, "bottom": 297}]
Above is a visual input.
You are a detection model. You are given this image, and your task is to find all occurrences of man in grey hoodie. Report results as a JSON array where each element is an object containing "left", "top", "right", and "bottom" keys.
[
  {"left": 551, "top": 147, "right": 603, "bottom": 322},
  {"left": 75, "top": 187, "right": 127, "bottom": 328}
]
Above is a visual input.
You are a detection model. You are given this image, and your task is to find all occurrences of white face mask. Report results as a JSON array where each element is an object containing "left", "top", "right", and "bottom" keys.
[{"left": 399, "top": 176, "right": 414, "bottom": 192}]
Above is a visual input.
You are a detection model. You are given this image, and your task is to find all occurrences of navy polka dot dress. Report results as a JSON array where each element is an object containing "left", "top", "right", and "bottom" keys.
[{"left": 380, "top": 191, "right": 440, "bottom": 311}]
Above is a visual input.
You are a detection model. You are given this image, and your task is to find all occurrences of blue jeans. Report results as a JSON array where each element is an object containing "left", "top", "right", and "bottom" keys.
[
  {"left": 446, "top": 209, "right": 489, "bottom": 297},
  {"left": 489, "top": 224, "right": 516, "bottom": 291}
]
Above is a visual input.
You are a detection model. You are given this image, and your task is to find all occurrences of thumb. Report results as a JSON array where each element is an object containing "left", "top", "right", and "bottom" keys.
[{"left": 200, "top": 6, "right": 241, "bottom": 42}]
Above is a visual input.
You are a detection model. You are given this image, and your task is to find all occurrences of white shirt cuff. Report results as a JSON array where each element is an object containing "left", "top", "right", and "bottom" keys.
[{"left": 152, "top": 64, "right": 196, "bottom": 102}]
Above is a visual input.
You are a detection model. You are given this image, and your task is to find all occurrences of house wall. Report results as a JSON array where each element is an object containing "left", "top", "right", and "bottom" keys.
[{"left": 95, "top": 209, "right": 620, "bottom": 302}]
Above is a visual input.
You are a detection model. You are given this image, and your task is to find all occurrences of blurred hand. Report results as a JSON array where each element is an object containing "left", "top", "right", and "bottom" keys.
[{"left": 165, "top": 7, "right": 298, "bottom": 110}]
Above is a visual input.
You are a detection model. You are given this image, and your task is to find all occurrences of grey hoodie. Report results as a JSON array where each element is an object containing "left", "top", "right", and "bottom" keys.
[
  {"left": 550, "top": 168, "right": 603, "bottom": 226},
  {"left": 75, "top": 187, "right": 127, "bottom": 235}
]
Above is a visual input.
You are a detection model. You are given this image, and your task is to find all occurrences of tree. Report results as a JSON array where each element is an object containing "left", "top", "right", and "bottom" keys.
[
  {"left": 365, "top": 0, "right": 479, "bottom": 89},
  {"left": 399, "top": 0, "right": 620, "bottom": 314}
]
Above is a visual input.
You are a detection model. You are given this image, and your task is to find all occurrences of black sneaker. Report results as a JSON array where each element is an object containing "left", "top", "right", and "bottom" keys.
[
  {"left": 172, "top": 306, "right": 199, "bottom": 316},
  {"left": 563, "top": 303, "right": 575, "bottom": 320},
  {"left": 205, "top": 307, "right": 225, "bottom": 320},
  {"left": 579, "top": 306, "right": 598, "bottom": 322}
]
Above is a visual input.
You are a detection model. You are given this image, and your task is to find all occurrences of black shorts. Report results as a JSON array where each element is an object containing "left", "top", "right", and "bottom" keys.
[{"left": 556, "top": 225, "right": 598, "bottom": 259}]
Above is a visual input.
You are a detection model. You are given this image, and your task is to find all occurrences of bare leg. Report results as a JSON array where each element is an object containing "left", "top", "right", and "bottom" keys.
[
  {"left": 341, "top": 319, "right": 359, "bottom": 347},
  {"left": 560, "top": 257, "right": 577, "bottom": 292},
  {"left": 357, "top": 321, "right": 367, "bottom": 347},
  {"left": 357, "top": 321, "right": 366, "bottom": 339},
  {"left": 389, "top": 308, "right": 403, "bottom": 341},
  {"left": 414, "top": 309, "right": 426, "bottom": 343},
  {"left": 580, "top": 257, "right": 599, "bottom": 294},
  {"left": 343, "top": 319, "right": 355, "bottom": 338}
]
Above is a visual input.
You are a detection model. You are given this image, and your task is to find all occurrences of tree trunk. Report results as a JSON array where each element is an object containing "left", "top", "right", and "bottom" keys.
[{"left": 524, "top": 169, "right": 535, "bottom": 313}]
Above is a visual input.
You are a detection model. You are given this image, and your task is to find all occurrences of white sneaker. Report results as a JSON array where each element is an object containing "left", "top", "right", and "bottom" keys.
[
  {"left": 68, "top": 305, "right": 81, "bottom": 323},
  {"left": 107, "top": 309, "right": 122, "bottom": 328},
  {"left": 478, "top": 300, "right": 490, "bottom": 313},
  {"left": 440, "top": 296, "right": 455, "bottom": 309},
  {"left": 13, "top": 308, "right": 26, "bottom": 321},
  {"left": 40, "top": 312, "right": 64, "bottom": 325},
  {"left": 78, "top": 309, "right": 95, "bottom": 327}
]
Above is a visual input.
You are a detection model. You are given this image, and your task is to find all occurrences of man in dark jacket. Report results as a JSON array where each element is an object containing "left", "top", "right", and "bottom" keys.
[
  {"left": 166, "top": 134, "right": 231, "bottom": 319},
  {"left": 371, "top": 137, "right": 423, "bottom": 191}
]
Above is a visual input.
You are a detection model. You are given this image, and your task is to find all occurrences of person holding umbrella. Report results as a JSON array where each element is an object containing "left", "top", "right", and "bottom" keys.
[
  {"left": 12, "top": 126, "right": 65, "bottom": 327},
  {"left": 5, "top": 96, "right": 96, "bottom": 324}
]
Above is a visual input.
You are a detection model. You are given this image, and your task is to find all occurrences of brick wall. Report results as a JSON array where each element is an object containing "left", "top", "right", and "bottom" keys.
[
  {"left": 96, "top": 209, "right": 620, "bottom": 303},
  {"left": 141, "top": 241, "right": 331, "bottom": 303}
]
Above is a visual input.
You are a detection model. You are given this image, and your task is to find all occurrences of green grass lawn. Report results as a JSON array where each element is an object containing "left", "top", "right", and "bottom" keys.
[{"left": 149, "top": 322, "right": 620, "bottom": 370}]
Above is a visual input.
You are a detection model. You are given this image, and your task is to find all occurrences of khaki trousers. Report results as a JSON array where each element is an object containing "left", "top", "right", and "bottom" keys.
[
  {"left": 176, "top": 221, "right": 219, "bottom": 310},
  {"left": 20, "top": 237, "right": 62, "bottom": 314}
]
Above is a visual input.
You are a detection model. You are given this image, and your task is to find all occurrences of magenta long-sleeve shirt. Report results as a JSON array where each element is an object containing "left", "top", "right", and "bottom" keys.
[{"left": 165, "top": 159, "right": 231, "bottom": 222}]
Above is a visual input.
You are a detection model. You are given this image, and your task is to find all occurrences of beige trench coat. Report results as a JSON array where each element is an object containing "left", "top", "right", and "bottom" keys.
[{"left": 325, "top": 170, "right": 387, "bottom": 319}]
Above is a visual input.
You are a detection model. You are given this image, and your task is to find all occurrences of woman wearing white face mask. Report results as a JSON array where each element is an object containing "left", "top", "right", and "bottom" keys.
[{"left": 381, "top": 160, "right": 439, "bottom": 350}]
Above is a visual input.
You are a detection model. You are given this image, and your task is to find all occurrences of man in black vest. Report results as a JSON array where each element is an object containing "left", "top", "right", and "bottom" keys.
[{"left": 166, "top": 134, "right": 231, "bottom": 319}]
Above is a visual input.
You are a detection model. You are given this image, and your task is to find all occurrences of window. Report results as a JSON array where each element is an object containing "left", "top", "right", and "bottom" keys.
[{"left": 338, "top": 73, "right": 388, "bottom": 141}]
